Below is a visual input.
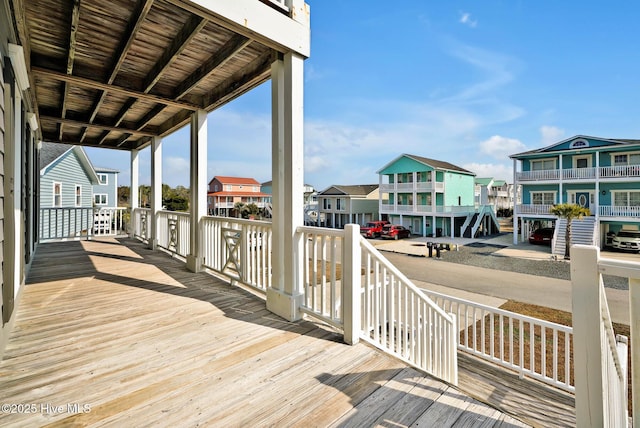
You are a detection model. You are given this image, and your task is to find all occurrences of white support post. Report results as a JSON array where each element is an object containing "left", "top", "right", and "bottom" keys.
[
  {"left": 513, "top": 158, "right": 519, "bottom": 245},
  {"left": 149, "top": 137, "right": 162, "bottom": 250},
  {"left": 570, "top": 245, "right": 605, "bottom": 427},
  {"left": 266, "top": 52, "right": 305, "bottom": 321},
  {"left": 129, "top": 149, "right": 139, "bottom": 238},
  {"left": 631, "top": 277, "right": 640, "bottom": 425},
  {"left": 186, "top": 109, "right": 207, "bottom": 273},
  {"left": 343, "top": 224, "right": 361, "bottom": 345}
]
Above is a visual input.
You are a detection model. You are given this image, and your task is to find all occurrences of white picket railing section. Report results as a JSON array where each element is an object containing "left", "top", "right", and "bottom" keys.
[
  {"left": 40, "top": 207, "right": 128, "bottom": 241},
  {"left": 360, "top": 237, "right": 458, "bottom": 385},
  {"left": 423, "top": 290, "right": 574, "bottom": 393},
  {"left": 201, "top": 216, "right": 273, "bottom": 294},
  {"left": 156, "top": 211, "right": 191, "bottom": 258},
  {"left": 571, "top": 245, "right": 631, "bottom": 427},
  {"left": 297, "top": 226, "right": 345, "bottom": 329}
]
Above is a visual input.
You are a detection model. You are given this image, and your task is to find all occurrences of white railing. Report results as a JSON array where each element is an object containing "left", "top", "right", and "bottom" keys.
[
  {"left": 571, "top": 245, "right": 630, "bottom": 427},
  {"left": 132, "top": 208, "right": 151, "bottom": 242},
  {"left": 360, "top": 237, "right": 458, "bottom": 385},
  {"left": 201, "top": 216, "right": 273, "bottom": 294},
  {"left": 40, "top": 207, "right": 128, "bottom": 241},
  {"left": 157, "top": 210, "right": 191, "bottom": 258},
  {"left": 600, "top": 205, "right": 640, "bottom": 218},
  {"left": 515, "top": 204, "right": 553, "bottom": 215},
  {"left": 294, "top": 225, "right": 458, "bottom": 384},
  {"left": 517, "top": 165, "right": 640, "bottom": 182},
  {"left": 516, "top": 169, "right": 560, "bottom": 181},
  {"left": 297, "top": 226, "right": 345, "bottom": 329},
  {"left": 423, "top": 290, "right": 574, "bottom": 393},
  {"left": 563, "top": 167, "right": 597, "bottom": 180},
  {"left": 600, "top": 164, "right": 640, "bottom": 178}
]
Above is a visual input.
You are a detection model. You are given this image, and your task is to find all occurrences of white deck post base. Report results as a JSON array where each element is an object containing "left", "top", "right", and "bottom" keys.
[{"left": 266, "top": 288, "right": 304, "bottom": 322}]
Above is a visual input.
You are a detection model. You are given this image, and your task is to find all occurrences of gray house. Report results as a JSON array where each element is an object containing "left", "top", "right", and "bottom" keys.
[
  {"left": 40, "top": 142, "right": 99, "bottom": 209},
  {"left": 93, "top": 167, "right": 120, "bottom": 209},
  {"left": 39, "top": 143, "right": 100, "bottom": 240}
]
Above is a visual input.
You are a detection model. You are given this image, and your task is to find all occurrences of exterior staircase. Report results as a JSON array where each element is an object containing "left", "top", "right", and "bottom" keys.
[{"left": 552, "top": 216, "right": 597, "bottom": 256}]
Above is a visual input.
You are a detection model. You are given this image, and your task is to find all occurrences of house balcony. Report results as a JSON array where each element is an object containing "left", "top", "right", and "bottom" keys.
[
  {"left": 516, "top": 165, "right": 640, "bottom": 182},
  {"left": 380, "top": 181, "right": 445, "bottom": 193},
  {"left": 0, "top": 216, "right": 591, "bottom": 427},
  {"left": 380, "top": 204, "right": 476, "bottom": 215}
]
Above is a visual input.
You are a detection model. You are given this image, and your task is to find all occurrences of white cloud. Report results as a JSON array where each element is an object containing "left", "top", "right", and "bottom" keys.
[
  {"left": 459, "top": 12, "right": 477, "bottom": 28},
  {"left": 479, "top": 135, "right": 526, "bottom": 159},
  {"left": 463, "top": 162, "right": 513, "bottom": 182},
  {"left": 540, "top": 125, "right": 565, "bottom": 146}
]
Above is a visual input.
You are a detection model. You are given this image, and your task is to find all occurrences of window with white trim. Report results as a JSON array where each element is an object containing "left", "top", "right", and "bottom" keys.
[
  {"left": 75, "top": 185, "right": 82, "bottom": 207},
  {"left": 53, "top": 182, "right": 62, "bottom": 207},
  {"left": 530, "top": 159, "right": 556, "bottom": 171},
  {"left": 612, "top": 152, "right": 640, "bottom": 166},
  {"left": 613, "top": 190, "right": 640, "bottom": 207},
  {"left": 531, "top": 192, "right": 555, "bottom": 205},
  {"left": 94, "top": 194, "right": 108, "bottom": 205},
  {"left": 97, "top": 173, "right": 108, "bottom": 185}
]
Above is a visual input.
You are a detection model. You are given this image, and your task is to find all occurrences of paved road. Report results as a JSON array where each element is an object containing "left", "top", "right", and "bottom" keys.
[{"left": 378, "top": 249, "right": 631, "bottom": 325}]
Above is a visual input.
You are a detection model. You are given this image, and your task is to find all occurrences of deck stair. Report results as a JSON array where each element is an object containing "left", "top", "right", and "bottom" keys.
[{"left": 552, "top": 216, "right": 597, "bottom": 256}]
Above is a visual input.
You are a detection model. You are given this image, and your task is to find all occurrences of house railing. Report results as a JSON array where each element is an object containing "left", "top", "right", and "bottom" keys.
[
  {"left": 201, "top": 216, "right": 273, "bottom": 294},
  {"left": 132, "top": 208, "right": 151, "bottom": 242},
  {"left": 359, "top": 236, "right": 458, "bottom": 384},
  {"left": 423, "top": 290, "right": 574, "bottom": 393},
  {"left": 563, "top": 167, "right": 597, "bottom": 180},
  {"left": 39, "top": 207, "right": 128, "bottom": 241},
  {"left": 380, "top": 181, "right": 445, "bottom": 192},
  {"left": 570, "top": 245, "right": 631, "bottom": 427},
  {"left": 269, "top": 224, "right": 458, "bottom": 384},
  {"left": 156, "top": 210, "right": 191, "bottom": 258},
  {"left": 515, "top": 204, "right": 553, "bottom": 215},
  {"left": 517, "top": 164, "right": 640, "bottom": 181},
  {"left": 380, "top": 204, "right": 475, "bottom": 215},
  {"left": 600, "top": 205, "right": 640, "bottom": 218}
]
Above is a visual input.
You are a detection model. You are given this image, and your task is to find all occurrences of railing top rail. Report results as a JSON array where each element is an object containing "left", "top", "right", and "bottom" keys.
[
  {"left": 360, "top": 237, "right": 453, "bottom": 321},
  {"left": 202, "top": 215, "right": 272, "bottom": 227},
  {"left": 425, "top": 289, "right": 573, "bottom": 333},
  {"left": 297, "top": 225, "right": 346, "bottom": 238},
  {"left": 598, "top": 256, "right": 640, "bottom": 279},
  {"left": 158, "top": 210, "right": 190, "bottom": 217}
]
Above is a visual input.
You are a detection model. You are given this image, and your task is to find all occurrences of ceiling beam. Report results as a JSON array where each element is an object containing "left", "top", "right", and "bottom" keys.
[
  {"left": 143, "top": 14, "right": 208, "bottom": 93},
  {"left": 40, "top": 114, "right": 157, "bottom": 137},
  {"left": 33, "top": 67, "right": 202, "bottom": 111},
  {"left": 173, "top": 34, "right": 252, "bottom": 99},
  {"left": 59, "top": 0, "right": 82, "bottom": 141}
]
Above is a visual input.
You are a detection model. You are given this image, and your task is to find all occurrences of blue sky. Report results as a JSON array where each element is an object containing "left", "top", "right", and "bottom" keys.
[{"left": 86, "top": 1, "right": 640, "bottom": 191}]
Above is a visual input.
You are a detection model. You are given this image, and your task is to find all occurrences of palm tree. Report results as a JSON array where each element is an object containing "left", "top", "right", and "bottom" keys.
[{"left": 549, "top": 203, "right": 591, "bottom": 259}]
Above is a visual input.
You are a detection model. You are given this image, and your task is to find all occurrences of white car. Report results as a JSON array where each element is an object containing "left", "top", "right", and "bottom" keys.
[{"left": 611, "top": 230, "right": 640, "bottom": 252}]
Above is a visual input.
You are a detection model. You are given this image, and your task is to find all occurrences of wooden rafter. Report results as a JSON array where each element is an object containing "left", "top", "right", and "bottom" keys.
[
  {"left": 59, "top": 0, "right": 82, "bottom": 141},
  {"left": 143, "top": 14, "right": 207, "bottom": 93},
  {"left": 40, "top": 114, "right": 156, "bottom": 137},
  {"left": 174, "top": 34, "right": 252, "bottom": 100},
  {"left": 32, "top": 67, "right": 201, "bottom": 111}
]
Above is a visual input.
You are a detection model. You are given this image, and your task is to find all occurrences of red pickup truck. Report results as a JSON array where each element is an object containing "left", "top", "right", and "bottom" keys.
[{"left": 360, "top": 220, "right": 389, "bottom": 238}]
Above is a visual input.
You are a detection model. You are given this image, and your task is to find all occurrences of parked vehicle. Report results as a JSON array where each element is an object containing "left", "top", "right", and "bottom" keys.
[
  {"left": 611, "top": 230, "right": 640, "bottom": 252},
  {"left": 381, "top": 224, "right": 411, "bottom": 240},
  {"left": 528, "top": 228, "right": 554, "bottom": 245},
  {"left": 360, "top": 220, "right": 389, "bottom": 238}
]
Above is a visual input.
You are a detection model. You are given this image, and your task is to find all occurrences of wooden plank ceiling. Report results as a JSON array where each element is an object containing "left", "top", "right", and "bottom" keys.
[{"left": 15, "top": 0, "right": 283, "bottom": 151}]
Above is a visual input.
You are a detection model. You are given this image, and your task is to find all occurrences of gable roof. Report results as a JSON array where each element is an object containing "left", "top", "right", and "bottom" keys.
[
  {"left": 209, "top": 176, "right": 261, "bottom": 186},
  {"left": 39, "top": 142, "right": 100, "bottom": 184},
  {"left": 377, "top": 153, "right": 474, "bottom": 175},
  {"left": 318, "top": 184, "right": 378, "bottom": 196},
  {"left": 510, "top": 135, "right": 640, "bottom": 158}
]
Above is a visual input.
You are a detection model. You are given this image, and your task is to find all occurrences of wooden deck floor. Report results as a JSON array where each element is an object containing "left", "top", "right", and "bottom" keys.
[{"left": 0, "top": 238, "right": 573, "bottom": 427}]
